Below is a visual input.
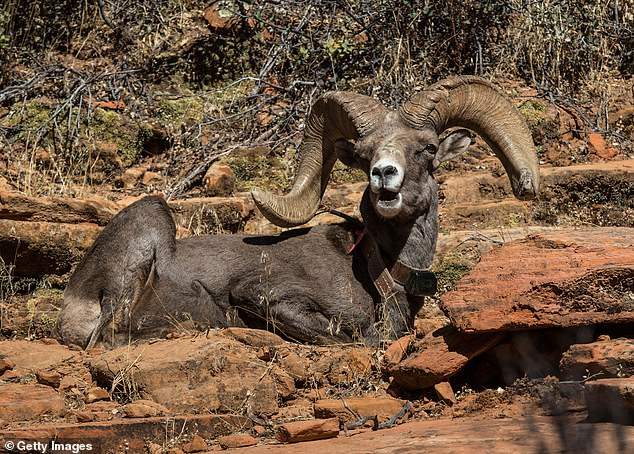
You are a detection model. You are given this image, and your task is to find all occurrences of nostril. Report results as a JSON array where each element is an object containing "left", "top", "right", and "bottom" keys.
[
  {"left": 371, "top": 167, "right": 382, "bottom": 177},
  {"left": 382, "top": 165, "right": 397, "bottom": 178}
]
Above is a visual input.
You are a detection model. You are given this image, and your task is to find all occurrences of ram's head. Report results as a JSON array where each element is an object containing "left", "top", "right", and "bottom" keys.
[{"left": 252, "top": 76, "right": 539, "bottom": 227}]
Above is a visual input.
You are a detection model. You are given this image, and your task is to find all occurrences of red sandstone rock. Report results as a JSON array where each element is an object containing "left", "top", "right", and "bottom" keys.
[
  {"left": 218, "top": 433, "right": 257, "bottom": 449},
  {"left": 85, "top": 387, "right": 110, "bottom": 403},
  {"left": 587, "top": 132, "right": 618, "bottom": 159},
  {"left": 0, "top": 415, "right": 249, "bottom": 453},
  {"left": 382, "top": 335, "right": 414, "bottom": 370},
  {"left": 90, "top": 334, "right": 284, "bottom": 416},
  {"left": 0, "top": 219, "right": 101, "bottom": 276},
  {"left": 313, "top": 348, "right": 373, "bottom": 385},
  {"left": 0, "top": 190, "right": 119, "bottom": 225},
  {"left": 274, "top": 399, "right": 313, "bottom": 422},
  {"left": 0, "top": 383, "right": 65, "bottom": 422},
  {"left": 0, "top": 358, "right": 15, "bottom": 374},
  {"left": 228, "top": 415, "right": 634, "bottom": 453},
  {"left": 441, "top": 228, "right": 634, "bottom": 333},
  {"left": 434, "top": 382, "right": 457, "bottom": 405},
  {"left": 220, "top": 327, "right": 285, "bottom": 347},
  {"left": 36, "top": 369, "right": 62, "bottom": 388},
  {"left": 389, "top": 326, "right": 502, "bottom": 390},
  {"left": 204, "top": 163, "right": 236, "bottom": 196},
  {"left": 314, "top": 397, "right": 405, "bottom": 423},
  {"left": 0, "top": 340, "right": 80, "bottom": 371},
  {"left": 560, "top": 337, "right": 634, "bottom": 380},
  {"left": 182, "top": 434, "right": 208, "bottom": 452},
  {"left": 276, "top": 418, "right": 340, "bottom": 443},
  {"left": 585, "top": 377, "right": 634, "bottom": 424},
  {"left": 122, "top": 400, "right": 169, "bottom": 418}
]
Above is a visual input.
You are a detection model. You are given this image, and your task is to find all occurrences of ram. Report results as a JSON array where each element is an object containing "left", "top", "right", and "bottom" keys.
[{"left": 58, "top": 76, "right": 539, "bottom": 349}]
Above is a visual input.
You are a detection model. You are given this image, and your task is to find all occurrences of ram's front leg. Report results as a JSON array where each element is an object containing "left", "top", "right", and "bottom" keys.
[{"left": 373, "top": 292, "right": 420, "bottom": 342}]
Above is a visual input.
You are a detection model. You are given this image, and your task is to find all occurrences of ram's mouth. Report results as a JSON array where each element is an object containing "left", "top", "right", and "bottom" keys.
[{"left": 375, "top": 189, "right": 402, "bottom": 217}]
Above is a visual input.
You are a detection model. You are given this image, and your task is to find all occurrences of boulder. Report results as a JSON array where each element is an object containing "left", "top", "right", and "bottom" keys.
[
  {"left": 0, "top": 340, "right": 80, "bottom": 372},
  {"left": 0, "top": 383, "right": 66, "bottom": 422},
  {"left": 441, "top": 228, "right": 634, "bottom": 332},
  {"left": 203, "top": 163, "right": 235, "bottom": 196},
  {"left": 217, "top": 433, "right": 257, "bottom": 449},
  {"left": 220, "top": 327, "right": 285, "bottom": 347},
  {"left": 89, "top": 333, "right": 288, "bottom": 416},
  {"left": 36, "top": 369, "right": 62, "bottom": 388},
  {"left": 311, "top": 348, "right": 373, "bottom": 385},
  {"left": 276, "top": 418, "right": 340, "bottom": 443},
  {"left": 231, "top": 415, "right": 634, "bottom": 453},
  {"left": 382, "top": 335, "right": 414, "bottom": 370},
  {"left": 85, "top": 387, "right": 110, "bottom": 403},
  {"left": 434, "top": 382, "right": 457, "bottom": 405},
  {"left": 182, "top": 434, "right": 208, "bottom": 452},
  {"left": 122, "top": 400, "right": 169, "bottom": 418},
  {"left": 0, "top": 219, "right": 100, "bottom": 276},
  {"left": 388, "top": 326, "right": 502, "bottom": 390},
  {"left": 0, "top": 358, "right": 15, "bottom": 374},
  {"left": 0, "top": 414, "right": 249, "bottom": 453},
  {"left": 560, "top": 337, "right": 634, "bottom": 380},
  {"left": 585, "top": 377, "right": 634, "bottom": 424},
  {"left": 169, "top": 196, "right": 254, "bottom": 234}
]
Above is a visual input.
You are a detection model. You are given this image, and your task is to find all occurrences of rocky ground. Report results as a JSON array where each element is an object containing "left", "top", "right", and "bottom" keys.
[
  {"left": 1, "top": 119, "right": 633, "bottom": 451},
  {"left": 0, "top": 5, "right": 633, "bottom": 450}
]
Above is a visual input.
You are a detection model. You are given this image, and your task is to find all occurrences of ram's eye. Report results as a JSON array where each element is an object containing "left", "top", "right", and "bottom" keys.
[{"left": 423, "top": 144, "right": 437, "bottom": 154}]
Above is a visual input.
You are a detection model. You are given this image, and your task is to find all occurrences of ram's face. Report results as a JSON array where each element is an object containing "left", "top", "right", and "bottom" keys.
[{"left": 354, "top": 125, "right": 472, "bottom": 221}]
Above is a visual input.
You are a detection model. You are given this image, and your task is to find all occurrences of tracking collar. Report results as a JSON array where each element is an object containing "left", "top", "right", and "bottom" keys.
[{"left": 350, "top": 228, "right": 437, "bottom": 301}]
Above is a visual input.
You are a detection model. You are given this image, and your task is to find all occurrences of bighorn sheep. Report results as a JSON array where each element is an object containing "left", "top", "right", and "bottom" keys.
[{"left": 58, "top": 76, "right": 539, "bottom": 349}]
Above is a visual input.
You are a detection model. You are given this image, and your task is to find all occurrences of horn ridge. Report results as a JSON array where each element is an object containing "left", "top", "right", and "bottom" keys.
[
  {"left": 399, "top": 76, "right": 540, "bottom": 200},
  {"left": 252, "top": 91, "right": 387, "bottom": 227}
]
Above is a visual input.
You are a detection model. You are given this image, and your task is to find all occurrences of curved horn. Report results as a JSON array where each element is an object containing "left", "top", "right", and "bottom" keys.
[
  {"left": 399, "top": 76, "right": 539, "bottom": 199},
  {"left": 252, "top": 92, "right": 388, "bottom": 227}
]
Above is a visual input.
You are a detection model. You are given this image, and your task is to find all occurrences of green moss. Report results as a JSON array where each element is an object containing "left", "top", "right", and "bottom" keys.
[
  {"left": 433, "top": 252, "right": 477, "bottom": 294},
  {"left": 331, "top": 161, "right": 366, "bottom": 184},
  {"left": 90, "top": 108, "right": 147, "bottom": 166},
  {"left": 1, "top": 99, "right": 52, "bottom": 139},
  {"left": 156, "top": 97, "right": 204, "bottom": 130},
  {"left": 518, "top": 99, "right": 547, "bottom": 121},
  {"left": 225, "top": 153, "right": 292, "bottom": 192}
]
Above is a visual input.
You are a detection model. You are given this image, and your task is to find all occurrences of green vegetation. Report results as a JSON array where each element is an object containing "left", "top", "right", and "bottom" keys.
[{"left": 433, "top": 252, "right": 477, "bottom": 295}]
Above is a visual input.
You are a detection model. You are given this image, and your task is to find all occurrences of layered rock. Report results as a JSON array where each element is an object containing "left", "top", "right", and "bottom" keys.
[{"left": 441, "top": 228, "right": 634, "bottom": 332}]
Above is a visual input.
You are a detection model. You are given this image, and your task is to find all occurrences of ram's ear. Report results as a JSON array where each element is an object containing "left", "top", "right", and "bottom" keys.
[{"left": 433, "top": 129, "right": 473, "bottom": 169}]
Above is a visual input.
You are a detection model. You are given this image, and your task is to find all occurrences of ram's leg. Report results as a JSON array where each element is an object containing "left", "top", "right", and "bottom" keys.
[
  {"left": 230, "top": 284, "right": 353, "bottom": 344},
  {"left": 370, "top": 293, "right": 420, "bottom": 343},
  {"left": 58, "top": 196, "right": 176, "bottom": 348}
]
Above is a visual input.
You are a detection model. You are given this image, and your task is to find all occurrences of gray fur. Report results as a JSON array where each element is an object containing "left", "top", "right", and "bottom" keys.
[{"left": 58, "top": 196, "right": 421, "bottom": 348}]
